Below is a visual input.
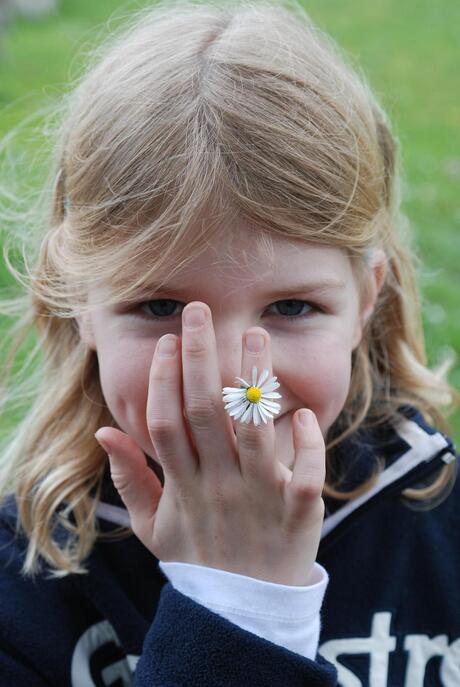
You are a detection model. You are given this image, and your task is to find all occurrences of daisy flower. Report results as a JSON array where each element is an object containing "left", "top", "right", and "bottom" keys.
[{"left": 222, "top": 366, "right": 282, "bottom": 426}]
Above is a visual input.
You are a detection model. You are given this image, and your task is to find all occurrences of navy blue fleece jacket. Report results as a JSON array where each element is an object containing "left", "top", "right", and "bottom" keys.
[{"left": 0, "top": 405, "right": 458, "bottom": 686}]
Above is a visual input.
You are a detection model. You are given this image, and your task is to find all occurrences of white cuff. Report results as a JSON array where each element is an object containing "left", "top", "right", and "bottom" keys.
[{"left": 158, "top": 560, "right": 329, "bottom": 660}]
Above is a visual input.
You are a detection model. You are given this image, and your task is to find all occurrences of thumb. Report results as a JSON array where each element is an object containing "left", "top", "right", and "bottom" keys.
[{"left": 95, "top": 427, "right": 163, "bottom": 536}]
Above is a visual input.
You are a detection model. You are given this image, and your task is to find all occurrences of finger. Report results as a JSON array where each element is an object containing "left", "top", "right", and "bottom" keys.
[
  {"left": 94, "top": 427, "right": 163, "bottom": 546},
  {"left": 233, "top": 328, "right": 279, "bottom": 482},
  {"left": 147, "top": 333, "right": 197, "bottom": 483},
  {"left": 181, "top": 302, "right": 239, "bottom": 478},
  {"left": 285, "top": 409, "right": 326, "bottom": 531}
]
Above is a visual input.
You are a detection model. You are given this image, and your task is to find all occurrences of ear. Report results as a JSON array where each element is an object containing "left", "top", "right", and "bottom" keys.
[
  {"left": 76, "top": 313, "right": 97, "bottom": 351},
  {"left": 352, "top": 249, "right": 387, "bottom": 350}
]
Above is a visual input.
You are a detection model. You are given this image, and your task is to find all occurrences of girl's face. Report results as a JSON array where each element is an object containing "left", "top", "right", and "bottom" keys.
[{"left": 78, "top": 230, "right": 384, "bottom": 471}]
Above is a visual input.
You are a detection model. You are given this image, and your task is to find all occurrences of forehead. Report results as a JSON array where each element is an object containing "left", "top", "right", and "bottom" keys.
[
  {"left": 163, "top": 229, "right": 354, "bottom": 292},
  {"left": 87, "top": 223, "right": 359, "bottom": 311}
]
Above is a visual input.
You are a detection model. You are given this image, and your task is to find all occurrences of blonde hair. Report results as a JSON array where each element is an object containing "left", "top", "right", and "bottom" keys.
[{"left": 1, "top": 0, "right": 458, "bottom": 578}]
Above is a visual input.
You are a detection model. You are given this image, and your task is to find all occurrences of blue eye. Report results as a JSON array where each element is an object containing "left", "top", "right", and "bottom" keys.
[
  {"left": 269, "top": 299, "right": 316, "bottom": 320},
  {"left": 139, "top": 299, "right": 181, "bottom": 318},
  {"left": 135, "top": 298, "right": 320, "bottom": 322}
]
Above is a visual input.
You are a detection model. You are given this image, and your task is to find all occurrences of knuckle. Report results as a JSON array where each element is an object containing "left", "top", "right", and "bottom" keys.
[
  {"left": 311, "top": 437, "right": 326, "bottom": 454},
  {"left": 237, "top": 422, "right": 263, "bottom": 451},
  {"left": 291, "top": 474, "right": 324, "bottom": 500},
  {"left": 298, "top": 432, "right": 326, "bottom": 452},
  {"left": 147, "top": 417, "right": 175, "bottom": 441},
  {"left": 185, "top": 394, "right": 220, "bottom": 426},
  {"left": 286, "top": 495, "right": 325, "bottom": 534},
  {"left": 150, "top": 372, "right": 175, "bottom": 388},
  {"left": 184, "top": 340, "right": 208, "bottom": 360},
  {"left": 109, "top": 469, "right": 131, "bottom": 496}
]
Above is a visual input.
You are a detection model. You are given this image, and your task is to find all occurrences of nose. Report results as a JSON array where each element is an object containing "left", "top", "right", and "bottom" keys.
[{"left": 214, "top": 325, "right": 244, "bottom": 390}]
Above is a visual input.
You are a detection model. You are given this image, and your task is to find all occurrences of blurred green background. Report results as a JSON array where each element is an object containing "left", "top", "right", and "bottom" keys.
[{"left": 0, "top": 0, "right": 459, "bottom": 445}]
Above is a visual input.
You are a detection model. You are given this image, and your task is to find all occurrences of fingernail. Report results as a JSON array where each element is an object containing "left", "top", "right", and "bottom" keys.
[
  {"left": 246, "top": 332, "right": 265, "bottom": 352},
  {"left": 157, "top": 334, "right": 177, "bottom": 357},
  {"left": 183, "top": 306, "right": 206, "bottom": 328},
  {"left": 298, "top": 410, "right": 310, "bottom": 426},
  {"left": 95, "top": 431, "right": 111, "bottom": 454}
]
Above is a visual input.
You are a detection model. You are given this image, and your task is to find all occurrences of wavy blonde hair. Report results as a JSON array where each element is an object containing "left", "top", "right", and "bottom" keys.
[{"left": 0, "top": 0, "right": 458, "bottom": 578}]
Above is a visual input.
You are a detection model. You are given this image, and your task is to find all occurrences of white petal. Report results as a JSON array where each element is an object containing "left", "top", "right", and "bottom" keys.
[
  {"left": 241, "top": 404, "right": 253, "bottom": 423},
  {"left": 259, "top": 400, "right": 276, "bottom": 414},
  {"left": 261, "top": 410, "right": 274, "bottom": 421},
  {"left": 252, "top": 366, "right": 258, "bottom": 386},
  {"left": 222, "top": 386, "right": 242, "bottom": 394},
  {"left": 224, "top": 398, "right": 246, "bottom": 410},
  {"left": 261, "top": 391, "right": 282, "bottom": 399},
  {"left": 261, "top": 379, "right": 280, "bottom": 392},
  {"left": 261, "top": 401, "right": 281, "bottom": 414},
  {"left": 228, "top": 401, "right": 248, "bottom": 418},
  {"left": 222, "top": 391, "right": 246, "bottom": 401},
  {"left": 257, "top": 369, "right": 270, "bottom": 387},
  {"left": 260, "top": 396, "right": 281, "bottom": 409},
  {"left": 236, "top": 404, "right": 251, "bottom": 420},
  {"left": 252, "top": 404, "right": 261, "bottom": 425},
  {"left": 223, "top": 398, "right": 245, "bottom": 407},
  {"left": 263, "top": 408, "right": 280, "bottom": 418},
  {"left": 234, "top": 376, "right": 250, "bottom": 388},
  {"left": 257, "top": 403, "right": 269, "bottom": 423},
  {"left": 260, "top": 399, "right": 281, "bottom": 413}
]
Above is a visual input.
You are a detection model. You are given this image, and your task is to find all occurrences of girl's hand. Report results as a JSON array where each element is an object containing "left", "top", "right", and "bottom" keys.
[{"left": 95, "top": 302, "right": 326, "bottom": 586}]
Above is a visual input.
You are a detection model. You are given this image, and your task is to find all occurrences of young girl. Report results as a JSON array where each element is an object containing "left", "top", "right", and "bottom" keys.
[{"left": 0, "top": 1, "right": 458, "bottom": 685}]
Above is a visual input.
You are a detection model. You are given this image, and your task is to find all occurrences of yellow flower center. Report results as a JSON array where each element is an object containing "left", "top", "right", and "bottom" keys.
[{"left": 246, "top": 386, "right": 262, "bottom": 403}]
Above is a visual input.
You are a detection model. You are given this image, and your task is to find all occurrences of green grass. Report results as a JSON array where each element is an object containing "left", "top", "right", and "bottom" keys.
[{"left": 1, "top": 0, "right": 459, "bottom": 445}]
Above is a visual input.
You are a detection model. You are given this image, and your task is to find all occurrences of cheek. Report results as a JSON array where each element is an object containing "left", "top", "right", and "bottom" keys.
[
  {"left": 97, "top": 340, "right": 154, "bottom": 437},
  {"left": 281, "top": 334, "right": 353, "bottom": 432}
]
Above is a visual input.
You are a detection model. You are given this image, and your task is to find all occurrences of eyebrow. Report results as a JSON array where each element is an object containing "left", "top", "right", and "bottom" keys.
[
  {"left": 132, "top": 278, "right": 346, "bottom": 299},
  {"left": 260, "top": 278, "right": 346, "bottom": 298}
]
